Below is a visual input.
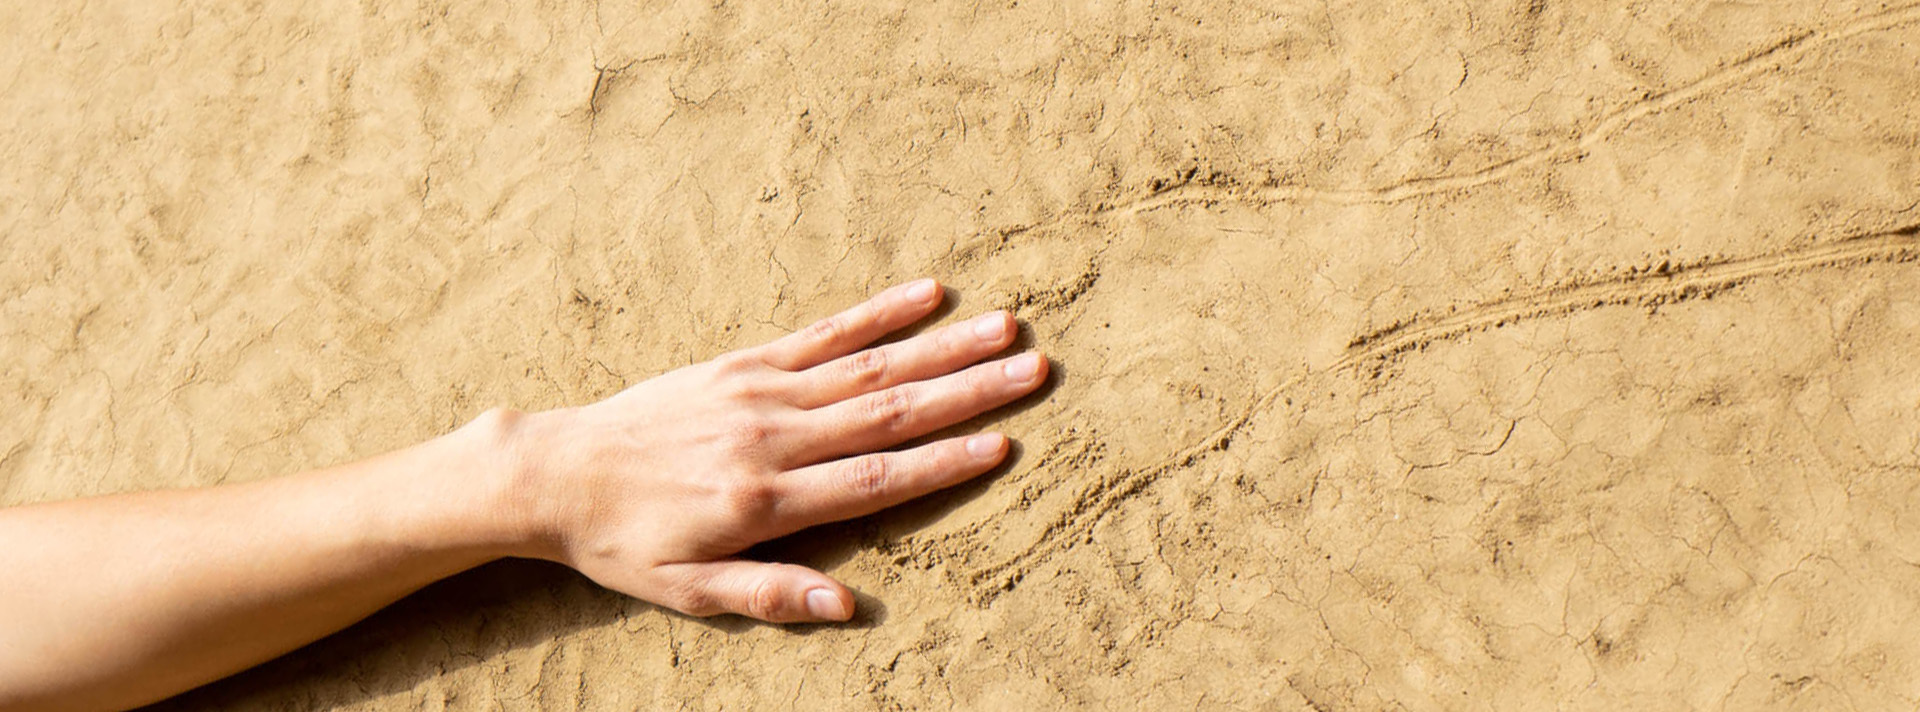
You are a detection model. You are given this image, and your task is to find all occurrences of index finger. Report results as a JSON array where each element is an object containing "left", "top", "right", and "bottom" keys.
[{"left": 754, "top": 279, "right": 943, "bottom": 371}]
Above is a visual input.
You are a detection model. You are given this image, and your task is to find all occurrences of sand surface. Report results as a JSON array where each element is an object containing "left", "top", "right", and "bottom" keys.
[{"left": 4, "top": 0, "right": 1920, "bottom": 709}]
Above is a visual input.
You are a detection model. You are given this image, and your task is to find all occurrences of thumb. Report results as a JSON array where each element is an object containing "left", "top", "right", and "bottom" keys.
[{"left": 658, "top": 560, "right": 855, "bottom": 623}]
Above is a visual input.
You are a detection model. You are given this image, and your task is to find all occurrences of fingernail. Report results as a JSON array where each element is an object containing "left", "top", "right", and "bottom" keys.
[
  {"left": 905, "top": 279, "right": 938, "bottom": 304},
  {"left": 1003, "top": 353, "right": 1042, "bottom": 382},
  {"left": 806, "top": 588, "right": 850, "bottom": 621},
  {"left": 972, "top": 313, "right": 1007, "bottom": 340},
  {"left": 966, "top": 433, "right": 1006, "bottom": 459}
]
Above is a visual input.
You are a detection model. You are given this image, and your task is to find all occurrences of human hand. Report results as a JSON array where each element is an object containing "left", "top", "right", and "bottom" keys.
[{"left": 494, "top": 280, "right": 1045, "bottom": 623}]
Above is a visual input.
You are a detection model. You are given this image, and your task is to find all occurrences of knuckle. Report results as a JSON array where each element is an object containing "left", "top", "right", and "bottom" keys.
[
  {"left": 968, "top": 364, "right": 1001, "bottom": 392},
  {"left": 665, "top": 578, "right": 720, "bottom": 617},
  {"left": 843, "top": 348, "right": 890, "bottom": 389},
  {"left": 720, "top": 476, "right": 775, "bottom": 519},
  {"left": 719, "top": 415, "right": 776, "bottom": 454},
  {"left": 844, "top": 454, "right": 893, "bottom": 498},
  {"left": 745, "top": 577, "right": 785, "bottom": 620},
  {"left": 712, "top": 352, "right": 761, "bottom": 376},
  {"left": 936, "top": 322, "right": 965, "bottom": 352},
  {"left": 729, "top": 383, "right": 764, "bottom": 402},
  {"left": 718, "top": 377, "right": 768, "bottom": 403},
  {"left": 805, "top": 314, "right": 847, "bottom": 345},
  {"left": 863, "top": 389, "right": 915, "bottom": 433}
]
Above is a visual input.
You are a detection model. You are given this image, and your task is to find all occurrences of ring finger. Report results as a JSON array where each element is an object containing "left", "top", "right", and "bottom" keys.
[
  {"left": 765, "top": 432, "right": 1010, "bottom": 537},
  {"left": 789, "top": 352, "right": 1048, "bottom": 465}
]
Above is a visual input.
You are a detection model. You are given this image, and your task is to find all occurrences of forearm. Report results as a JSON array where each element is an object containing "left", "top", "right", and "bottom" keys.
[{"left": 0, "top": 410, "right": 532, "bottom": 711}]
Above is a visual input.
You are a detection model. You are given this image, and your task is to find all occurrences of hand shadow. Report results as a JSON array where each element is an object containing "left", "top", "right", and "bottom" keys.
[{"left": 142, "top": 558, "right": 621, "bottom": 710}]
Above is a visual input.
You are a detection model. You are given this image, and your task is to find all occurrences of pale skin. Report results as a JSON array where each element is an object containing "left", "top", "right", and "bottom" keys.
[{"left": 0, "top": 279, "right": 1047, "bottom": 712}]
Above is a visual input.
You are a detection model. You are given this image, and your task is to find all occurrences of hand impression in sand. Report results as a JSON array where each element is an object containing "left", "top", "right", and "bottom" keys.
[{"left": 500, "top": 278, "right": 1047, "bottom": 622}]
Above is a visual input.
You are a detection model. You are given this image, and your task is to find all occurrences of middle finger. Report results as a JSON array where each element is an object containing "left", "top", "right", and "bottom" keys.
[{"left": 787, "top": 310, "right": 1017, "bottom": 409}]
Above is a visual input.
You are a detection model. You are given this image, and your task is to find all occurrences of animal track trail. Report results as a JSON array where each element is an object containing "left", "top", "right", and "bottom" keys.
[
  {"left": 1105, "top": 2, "right": 1920, "bottom": 216},
  {"left": 1342, "top": 222, "right": 1920, "bottom": 366},
  {"left": 937, "top": 221, "right": 1920, "bottom": 604},
  {"left": 931, "top": 3, "right": 1920, "bottom": 274}
]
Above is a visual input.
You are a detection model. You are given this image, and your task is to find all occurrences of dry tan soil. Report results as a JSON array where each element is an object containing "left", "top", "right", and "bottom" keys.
[{"left": 5, "top": 0, "right": 1920, "bottom": 709}]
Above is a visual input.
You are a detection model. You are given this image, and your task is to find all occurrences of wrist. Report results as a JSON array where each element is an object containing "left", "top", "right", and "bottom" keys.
[{"left": 445, "top": 406, "right": 565, "bottom": 561}]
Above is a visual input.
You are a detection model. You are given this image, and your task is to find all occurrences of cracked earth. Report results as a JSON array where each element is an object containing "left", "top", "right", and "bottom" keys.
[{"left": 4, "top": 1, "right": 1920, "bottom": 709}]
